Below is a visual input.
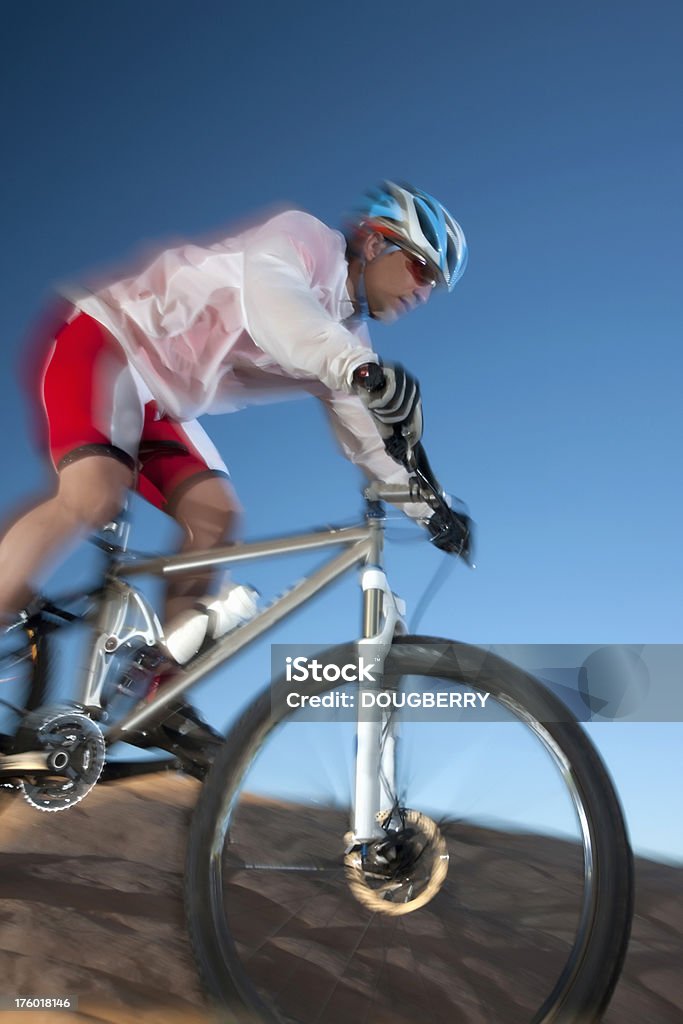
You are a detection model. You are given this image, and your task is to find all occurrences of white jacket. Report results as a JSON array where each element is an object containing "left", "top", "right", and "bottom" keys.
[{"left": 71, "top": 210, "right": 429, "bottom": 517}]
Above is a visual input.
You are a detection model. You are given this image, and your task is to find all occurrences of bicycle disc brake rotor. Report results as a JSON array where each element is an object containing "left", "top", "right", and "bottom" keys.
[
  {"left": 17, "top": 705, "right": 106, "bottom": 812},
  {"left": 344, "top": 809, "right": 449, "bottom": 915}
]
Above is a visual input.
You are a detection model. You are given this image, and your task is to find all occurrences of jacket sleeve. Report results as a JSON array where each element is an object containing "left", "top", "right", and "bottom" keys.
[
  {"left": 240, "top": 214, "right": 378, "bottom": 393},
  {"left": 320, "top": 390, "right": 433, "bottom": 522}
]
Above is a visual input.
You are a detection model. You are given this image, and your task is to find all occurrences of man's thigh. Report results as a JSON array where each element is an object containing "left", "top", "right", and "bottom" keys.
[
  {"left": 136, "top": 413, "right": 238, "bottom": 522},
  {"left": 40, "top": 312, "right": 143, "bottom": 473}
]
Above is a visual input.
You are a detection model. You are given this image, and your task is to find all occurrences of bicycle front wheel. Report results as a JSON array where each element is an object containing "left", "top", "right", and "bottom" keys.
[{"left": 186, "top": 637, "right": 633, "bottom": 1024}]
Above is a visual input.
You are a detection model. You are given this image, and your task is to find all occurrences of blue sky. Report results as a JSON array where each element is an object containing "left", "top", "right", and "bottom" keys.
[{"left": 1, "top": 1, "right": 682, "bottom": 862}]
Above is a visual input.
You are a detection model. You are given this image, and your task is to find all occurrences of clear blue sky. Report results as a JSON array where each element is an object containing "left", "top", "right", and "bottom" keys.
[{"left": 1, "top": 1, "right": 681, "bottom": 862}]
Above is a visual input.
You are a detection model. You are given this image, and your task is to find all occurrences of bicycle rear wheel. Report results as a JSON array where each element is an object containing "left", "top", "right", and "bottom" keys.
[{"left": 186, "top": 637, "right": 633, "bottom": 1024}]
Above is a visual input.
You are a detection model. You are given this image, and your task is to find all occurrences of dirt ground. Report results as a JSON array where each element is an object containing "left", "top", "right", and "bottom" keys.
[{"left": 0, "top": 773, "right": 680, "bottom": 1023}]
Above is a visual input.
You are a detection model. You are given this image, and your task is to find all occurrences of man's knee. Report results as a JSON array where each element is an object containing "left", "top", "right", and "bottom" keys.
[
  {"left": 170, "top": 475, "right": 241, "bottom": 549},
  {"left": 57, "top": 456, "right": 133, "bottom": 530}
]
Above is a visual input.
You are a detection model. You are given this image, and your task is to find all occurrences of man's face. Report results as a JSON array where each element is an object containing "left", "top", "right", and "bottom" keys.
[{"left": 364, "top": 243, "right": 436, "bottom": 323}]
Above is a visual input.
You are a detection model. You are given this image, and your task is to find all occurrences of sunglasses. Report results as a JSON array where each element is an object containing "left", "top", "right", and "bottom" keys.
[
  {"left": 381, "top": 242, "right": 437, "bottom": 289},
  {"left": 404, "top": 253, "right": 437, "bottom": 289}
]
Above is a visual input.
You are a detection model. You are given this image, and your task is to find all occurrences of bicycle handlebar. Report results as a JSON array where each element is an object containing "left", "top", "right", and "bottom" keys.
[{"left": 363, "top": 442, "right": 449, "bottom": 516}]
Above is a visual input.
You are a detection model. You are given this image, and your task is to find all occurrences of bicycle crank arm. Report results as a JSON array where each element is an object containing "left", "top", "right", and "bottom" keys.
[{"left": 0, "top": 751, "right": 51, "bottom": 775}]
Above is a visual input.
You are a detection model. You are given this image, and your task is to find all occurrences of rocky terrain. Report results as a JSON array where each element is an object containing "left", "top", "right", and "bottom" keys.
[{"left": 0, "top": 771, "right": 680, "bottom": 1023}]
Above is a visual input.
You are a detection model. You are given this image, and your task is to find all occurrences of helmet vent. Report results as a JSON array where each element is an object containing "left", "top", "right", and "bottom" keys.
[
  {"left": 415, "top": 203, "right": 440, "bottom": 254},
  {"left": 446, "top": 234, "right": 457, "bottom": 274}
]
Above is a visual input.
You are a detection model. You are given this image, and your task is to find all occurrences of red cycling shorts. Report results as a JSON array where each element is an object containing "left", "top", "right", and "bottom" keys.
[{"left": 34, "top": 310, "right": 230, "bottom": 513}]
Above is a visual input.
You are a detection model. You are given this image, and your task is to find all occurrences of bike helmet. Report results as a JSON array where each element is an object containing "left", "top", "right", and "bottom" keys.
[{"left": 347, "top": 180, "right": 468, "bottom": 292}]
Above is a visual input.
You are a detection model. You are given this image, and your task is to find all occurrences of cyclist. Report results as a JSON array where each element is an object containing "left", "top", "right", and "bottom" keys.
[{"left": 0, "top": 181, "right": 472, "bottom": 761}]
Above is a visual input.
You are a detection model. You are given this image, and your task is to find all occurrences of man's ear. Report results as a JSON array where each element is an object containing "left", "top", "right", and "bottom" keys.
[{"left": 362, "top": 231, "right": 387, "bottom": 263}]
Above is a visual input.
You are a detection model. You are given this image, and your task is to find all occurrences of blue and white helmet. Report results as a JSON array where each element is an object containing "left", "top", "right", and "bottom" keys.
[{"left": 348, "top": 180, "right": 468, "bottom": 292}]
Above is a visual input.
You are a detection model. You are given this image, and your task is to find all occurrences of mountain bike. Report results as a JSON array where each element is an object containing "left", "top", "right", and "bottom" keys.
[{"left": 0, "top": 453, "right": 634, "bottom": 1024}]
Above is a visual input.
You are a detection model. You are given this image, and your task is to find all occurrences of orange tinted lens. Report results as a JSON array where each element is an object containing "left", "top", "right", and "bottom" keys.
[{"left": 406, "top": 255, "right": 435, "bottom": 288}]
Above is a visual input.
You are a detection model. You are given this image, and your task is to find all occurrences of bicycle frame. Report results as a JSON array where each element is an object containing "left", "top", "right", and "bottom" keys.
[{"left": 75, "top": 483, "right": 414, "bottom": 842}]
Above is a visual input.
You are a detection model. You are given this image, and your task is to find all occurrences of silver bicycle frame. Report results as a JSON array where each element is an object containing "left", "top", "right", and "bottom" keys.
[{"left": 78, "top": 483, "right": 416, "bottom": 842}]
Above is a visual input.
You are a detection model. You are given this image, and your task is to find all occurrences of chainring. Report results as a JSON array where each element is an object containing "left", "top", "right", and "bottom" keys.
[{"left": 16, "top": 705, "right": 106, "bottom": 812}]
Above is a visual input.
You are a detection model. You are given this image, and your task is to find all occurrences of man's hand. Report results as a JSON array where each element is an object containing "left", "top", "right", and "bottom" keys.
[
  {"left": 425, "top": 505, "right": 474, "bottom": 563},
  {"left": 352, "top": 362, "right": 423, "bottom": 466}
]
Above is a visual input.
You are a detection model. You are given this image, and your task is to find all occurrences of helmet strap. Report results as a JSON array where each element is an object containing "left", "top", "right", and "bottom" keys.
[
  {"left": 342, "top": 256, "right": 369, "bottom": 325},
  {"left": 355, "top": 259, "right": 370, "bottom": 319}
]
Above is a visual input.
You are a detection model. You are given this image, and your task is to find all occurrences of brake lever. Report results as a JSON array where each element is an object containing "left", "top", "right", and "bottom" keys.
[
  {"left": 403, "top": 445, "right": 418, "bottom": 474},
  {"left": 403, "top": 445, "right": 447, "bottom": 512}
]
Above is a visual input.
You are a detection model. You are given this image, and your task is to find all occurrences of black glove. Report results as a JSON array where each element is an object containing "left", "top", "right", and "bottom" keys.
[
  {"left": 426, "top": 505, "right": 474, "bottom": 563},
  {"left": 353, "top": 362, "right": 423, "bottom": 466}
]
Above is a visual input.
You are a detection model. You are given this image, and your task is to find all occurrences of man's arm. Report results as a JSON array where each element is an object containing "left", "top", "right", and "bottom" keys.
[
  {"left": 321, "top": 389, "right": 475, "bottom": 563},
  {"left": 241, "top": 213, "right": 378, "bottom": 393},
  {"left": 319, "top": 390, "right": 432, "bottom": 521}
]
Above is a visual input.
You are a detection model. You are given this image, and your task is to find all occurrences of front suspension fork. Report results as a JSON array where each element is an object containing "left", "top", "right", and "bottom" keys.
[{"left": 352, "top": 566, "right": 405, "bottom": 843}]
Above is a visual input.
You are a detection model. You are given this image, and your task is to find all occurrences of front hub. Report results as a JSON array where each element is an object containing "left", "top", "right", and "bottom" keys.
[{"left": 344, "top": 809, "right": 449, "bottom": 915}]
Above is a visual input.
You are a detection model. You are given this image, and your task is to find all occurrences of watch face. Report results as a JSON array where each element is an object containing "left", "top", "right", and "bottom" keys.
[{"left": 354, "top": 363, "right": 385, "bottom": 392}]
